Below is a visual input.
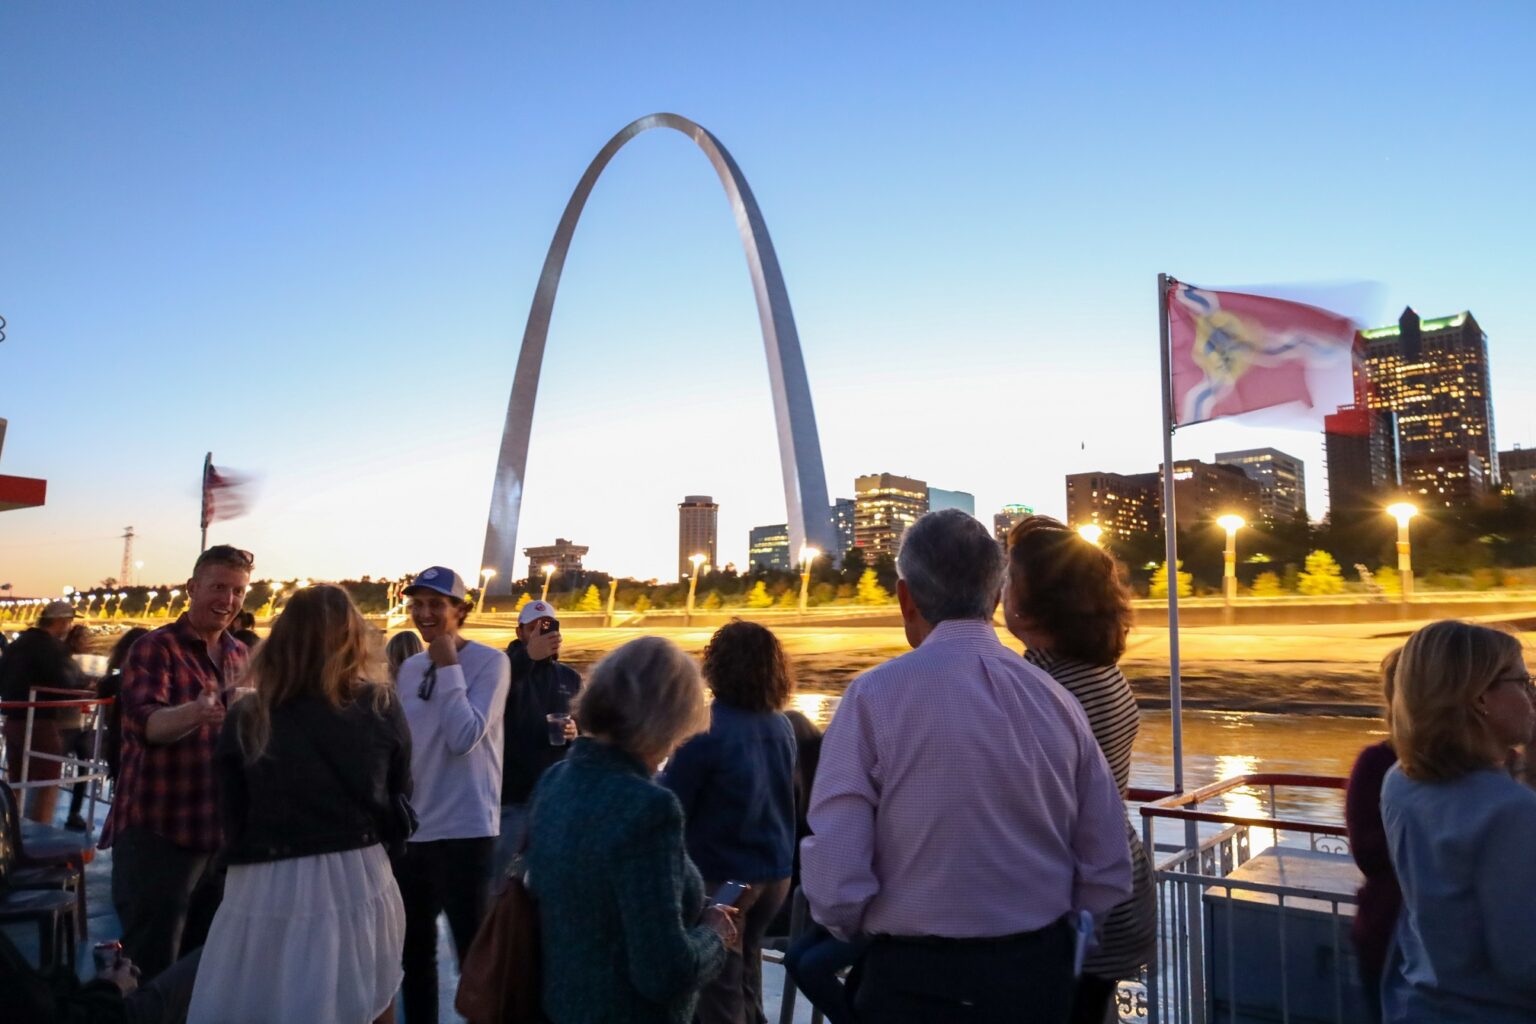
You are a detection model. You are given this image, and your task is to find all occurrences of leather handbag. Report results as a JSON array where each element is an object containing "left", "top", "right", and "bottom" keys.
[{"left": 456, "top": 848, "right": 543, "bottom": 1024}]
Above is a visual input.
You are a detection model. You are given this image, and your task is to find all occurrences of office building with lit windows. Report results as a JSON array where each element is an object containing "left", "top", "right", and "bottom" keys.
[
  {"left": 993, "top": 503, "right": 1036, "bottom": 544},
  {"left": 830, "top": 498, "right": 856, "bottom": 563},
  {"left": 1215, "top": 448, "right": 1306, "bottom": 523},
  {"left": 1500, "top": 447, "right": 1536, "bottom": 500},
  {"left": 854, "top": 473, "right": 928, "bottom": 555},
  {"left": 1324, "top": 405, "right": 1400, "bottom": 519},
  {"left": 1359, "top": 307, "right": 1497, "bottom": 487},
  {"left": 1401, "top": 449, "right": 1486, "bottom": 508},
  {"left": 677, "top": 495, "right": 719, "bottom": 580},
  {"left": 1065, "top": 472, "right": 1159, "bottom": 541},
  {"left": 747, "top": 523, "right": 791, "bottom": 572}
]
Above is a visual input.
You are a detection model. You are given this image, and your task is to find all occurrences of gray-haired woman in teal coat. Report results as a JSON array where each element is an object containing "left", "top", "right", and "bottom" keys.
[{"left": 527, "top": 637, "right": 737, "bottom": 1024}]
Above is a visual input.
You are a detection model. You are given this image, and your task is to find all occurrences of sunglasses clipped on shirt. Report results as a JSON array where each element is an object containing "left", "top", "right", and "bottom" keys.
[{"left": 418, "top": 664, "right": 439, "bottom": 701}]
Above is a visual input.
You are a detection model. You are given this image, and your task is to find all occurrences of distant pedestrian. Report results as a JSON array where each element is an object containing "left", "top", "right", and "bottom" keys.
[
  {"left": 662, "top": 619, "right": 797, "bottom": 1024},
  {"left": 0, "top": 599, "right": 81, "bottom": 823},
  {"left": 1380, "top": 620, "right": 1536, "bottom": 1023},
  {"left": 1344, "top": 648, "right": 1403, "bottom": 1023},
  {"left": 527, "top": 636, "right": 735, "bottom": 1024},
  {"left": 393, "top": 566, "right": 510, "bottom": 1024},
  {"left": 1004, "top": 515, "right": 1156, "bottom": 1023},
  {"left": 802, "top": 509, "right": 1132, "bottom": 1024},
  {"left": 103, "top": 544, "right": 253, "bottom": 980},
  {"left": 496, "top": 598, "right": 580, "bottom": 880},
  {"left": 59, "top": 623, "right": 100, "bottom": 830},
  {"left": 189, "top": 584, "right": 410, "bottom": 1024},
  {"left": 385, "top": 631, "right": 423, "bottom": 683},
  {"left": 97, "top": 626, "right": 150, "bottom": 782},
  {"left": 230, "top": 611, "right": 260, "bottom": 650}
]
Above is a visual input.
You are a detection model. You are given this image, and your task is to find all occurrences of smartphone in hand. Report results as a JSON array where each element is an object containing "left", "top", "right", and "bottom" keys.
[{"left": 710, "top": 880, "right": 751, "bottom": 908}]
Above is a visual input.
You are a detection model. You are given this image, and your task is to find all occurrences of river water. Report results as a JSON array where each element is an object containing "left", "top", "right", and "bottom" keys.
[{"left": 788, "top": 693, "right": 1387, "bottom": 826}]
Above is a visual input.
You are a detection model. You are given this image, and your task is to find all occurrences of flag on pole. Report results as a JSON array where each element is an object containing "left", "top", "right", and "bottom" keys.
[
  {"left": 201, "top": 455, "right": 252, "bottom": 530},
  {"left": 1166, "top": 281, "right": 1359, "bottom": 428}
]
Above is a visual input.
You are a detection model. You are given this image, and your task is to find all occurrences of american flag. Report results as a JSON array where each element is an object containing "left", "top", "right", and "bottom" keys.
[{"left": 201, "top": 455, "right": 252, "bottom": 529}]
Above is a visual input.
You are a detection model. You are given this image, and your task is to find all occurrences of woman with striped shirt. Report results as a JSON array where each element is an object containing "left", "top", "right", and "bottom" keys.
[{"left": 1004, "top": 515, "right": 1156, "bottom": 1024}]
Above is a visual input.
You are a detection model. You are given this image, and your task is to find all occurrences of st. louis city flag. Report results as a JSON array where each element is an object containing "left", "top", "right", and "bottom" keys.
[
  {"left": 200, "top": 454, "right": 253, "bottom": 529},
  {"left": 1166, "top": 281, "right": 1358, "bottom": 428}
]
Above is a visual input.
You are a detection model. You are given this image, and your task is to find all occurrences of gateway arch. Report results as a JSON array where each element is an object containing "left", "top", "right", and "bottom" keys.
[{"left": 482, "top": 113, "right": 835, "bottom": 595}]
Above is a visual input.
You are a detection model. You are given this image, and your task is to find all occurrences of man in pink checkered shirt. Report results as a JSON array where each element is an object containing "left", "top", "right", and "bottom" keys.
[{"left": 801, "top": 510, "right": 1132, "bottom": 1023}]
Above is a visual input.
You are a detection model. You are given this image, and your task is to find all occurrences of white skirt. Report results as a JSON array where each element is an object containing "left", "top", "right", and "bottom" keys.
[{"left": 188, "top": 844, "right": 405, "bottom": 1024}]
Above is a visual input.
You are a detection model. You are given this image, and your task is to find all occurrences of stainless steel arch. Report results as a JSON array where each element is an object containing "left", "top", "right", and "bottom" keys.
[{"left": 482, "top": 113, "right": 835, "bottom": 594}]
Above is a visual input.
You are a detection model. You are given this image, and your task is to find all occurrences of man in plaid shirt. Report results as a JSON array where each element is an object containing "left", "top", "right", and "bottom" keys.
[{"left": 102, "top": 544, "right": 253, "bottom": 980}]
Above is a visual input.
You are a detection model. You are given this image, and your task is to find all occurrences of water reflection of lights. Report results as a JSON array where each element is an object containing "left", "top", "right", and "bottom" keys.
[
  {"left": 1214, "top": 754, "right": 1275, "bottom": 854},
  {"left": 789, "top": 692, "right": 838, "bottom": 729}
]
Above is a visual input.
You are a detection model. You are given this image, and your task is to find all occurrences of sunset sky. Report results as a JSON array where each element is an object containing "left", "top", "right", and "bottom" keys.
[{"left": 3, "top": 3, "right": 1534, "bottom": 594}]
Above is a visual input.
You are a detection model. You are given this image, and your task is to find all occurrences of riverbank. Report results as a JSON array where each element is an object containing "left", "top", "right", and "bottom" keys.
[{"left": 475, "top": 618, "right": 1476, "bottom": 717}]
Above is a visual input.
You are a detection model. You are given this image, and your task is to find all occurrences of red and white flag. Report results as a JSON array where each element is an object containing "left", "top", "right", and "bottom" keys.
[
  {"left": 201, "top": 455, "right": 253, "bottom": 529},
  {"left": 1166, "top": 281, "right": 1359, "bottom": 428}
]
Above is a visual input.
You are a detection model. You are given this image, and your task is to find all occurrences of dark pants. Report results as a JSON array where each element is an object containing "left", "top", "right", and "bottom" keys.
[
  {"left": 696, "top": 877, "right": 791, "bottom": 1024},
  {"left": 854, "top": 919, "right": 1075, "bottom": 1024},
  {"left": 394, "top": 836, "right": 495, "bottom": 1024},
  {"left": 784, "top": 925, "right": 866, "bottom": 1024},
  {"left": 1359, "top": 963, "right": 1383, "bottom": 1023},
  {"left": 1069, "top": 973, "right": 1118, "bottom": 1024},
  {"left": 123, "top": 947, "right": 202, "bottom": 1024},
  {"left": 110, "top": 828, "right": 223, "bottom": 982},
  {"left": 60, "top": 726, "right": 95, "bottom": 821}
]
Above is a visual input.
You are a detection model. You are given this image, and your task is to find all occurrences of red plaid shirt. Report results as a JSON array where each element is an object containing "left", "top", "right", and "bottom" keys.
[{"left": 101, "top": 616, "right": 249, "bottom": 852}]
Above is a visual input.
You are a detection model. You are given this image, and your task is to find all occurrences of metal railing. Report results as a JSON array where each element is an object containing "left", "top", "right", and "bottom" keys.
[
  {"left": 1, "top": 688, "right": 113, "bottom": 835},
  {"left": 1139, "top": 774, "right": 1359, "bottom": 1024}
]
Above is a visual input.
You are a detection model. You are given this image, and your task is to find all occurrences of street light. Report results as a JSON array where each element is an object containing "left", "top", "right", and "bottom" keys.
[
  {"left": 1216, "top": 515, "right": 1246, "bottom": 606},
  {"left": 1387, "top": 502, "right": 1418, "bottom": 602},
  {"left": 114, "top": 591, "right": 128, "bottom": 620},
  {"left": 1076, "top": 524, "right": 1104, "bottom": 546},
  {"left": 167, "top": 588, "right": 182, "bottom": 617},
  {"left": 685, "top": 554, "right": 707, "bottom": 624},
  {"left": 540, "top": 564, "right": 556, "bottom": 602},
  {"left": 477, "top": 569, "right": 496, "bottom": 617},
  {"left": 798, "top": 546, "right": 821, "bottom": 616},
  {"left": 145, "top": 590, "right": 159, "bottom": 617}
]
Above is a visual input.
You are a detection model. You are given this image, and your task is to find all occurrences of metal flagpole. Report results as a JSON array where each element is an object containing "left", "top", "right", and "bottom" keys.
[
  {"left": 200, "top": 452, "right": 211, "bottom": 554},
  {"left": 1157, "top": 273, "right": 1185, "bottom": 795}
]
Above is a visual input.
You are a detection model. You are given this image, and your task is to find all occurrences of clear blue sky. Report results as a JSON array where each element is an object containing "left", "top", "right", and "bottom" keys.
[{"left": 3, "top": 2, "right": 1533, "bottom": 594}]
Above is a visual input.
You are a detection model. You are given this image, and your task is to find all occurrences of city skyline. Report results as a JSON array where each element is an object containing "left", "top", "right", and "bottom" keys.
[{"left": 4, "top": 4, "right": 1536, "bottom": 593}]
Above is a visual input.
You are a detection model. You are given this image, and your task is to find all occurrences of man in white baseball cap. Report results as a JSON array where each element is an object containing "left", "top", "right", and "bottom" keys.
[{"left": 494, "top": 597, "right": 582, "bottom": 879}]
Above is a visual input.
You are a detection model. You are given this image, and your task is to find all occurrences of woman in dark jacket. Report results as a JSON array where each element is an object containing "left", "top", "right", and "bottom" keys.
[
  {"left": 190, "top": 585, "right": 411, "bottom": 1024},
  {"left": 526, "top": 636, "right": 736, "bottom": 1024},
  {"left": 1344, "top": 648, "right": 1403, "bottom": 1023},
  {"left": 662, "top": 620, "right": 797, "bottom": 1024},
  {"left": 97, "top": 627, "right": 149, "bottom": 781}
]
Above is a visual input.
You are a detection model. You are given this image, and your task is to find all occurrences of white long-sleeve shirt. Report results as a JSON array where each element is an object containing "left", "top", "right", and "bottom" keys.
[{"left": 398, "top": 640, "right": 511, "bottom": 842}]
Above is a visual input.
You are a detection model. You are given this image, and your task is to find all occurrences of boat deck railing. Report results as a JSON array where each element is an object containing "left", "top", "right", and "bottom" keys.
[{"left": 1137, "top": 774, "right": 1359, "bottom": 1024}]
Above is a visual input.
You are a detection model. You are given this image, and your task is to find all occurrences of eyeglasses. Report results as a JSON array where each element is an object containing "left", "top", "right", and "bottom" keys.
[
  {"left": 418, "top": 664, "right": 438, "bottom": 701},
  {"left": 1491, "top": 673, "right": 1536, "bottom": 692}
]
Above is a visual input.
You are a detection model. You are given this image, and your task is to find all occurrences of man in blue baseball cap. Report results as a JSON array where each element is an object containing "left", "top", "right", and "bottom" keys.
[
  {"left": 493, "top": 597, "right": 582, "bottom": 881},
  {"left": 394, "top": 566, "right": 510, "bottom": 1024}
]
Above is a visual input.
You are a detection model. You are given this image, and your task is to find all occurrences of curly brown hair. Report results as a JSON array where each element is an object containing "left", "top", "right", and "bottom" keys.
[
  {"left": 1006, "top": 515, "right": 1134, "bottom": 666},
  {"left": 701, "top": 619, "right": 794, "bottom": 713}
]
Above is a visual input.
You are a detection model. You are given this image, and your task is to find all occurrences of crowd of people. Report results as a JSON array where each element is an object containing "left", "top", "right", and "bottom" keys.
[{"left": 2, "top": 505, "right": 1534, "bottom": 1024}]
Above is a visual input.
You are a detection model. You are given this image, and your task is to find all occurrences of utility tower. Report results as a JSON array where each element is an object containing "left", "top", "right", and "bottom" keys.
[{"left": 121, "top": 526, "right": 135, "bottom": 585}]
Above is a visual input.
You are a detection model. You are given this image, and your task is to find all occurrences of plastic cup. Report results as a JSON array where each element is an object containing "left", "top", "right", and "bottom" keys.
[{"left": 546, "top": 713, "right": 572, "bottom": 746}]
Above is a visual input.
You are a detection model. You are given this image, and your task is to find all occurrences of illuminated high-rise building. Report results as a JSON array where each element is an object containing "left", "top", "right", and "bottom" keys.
[
  {"left": 1215, "top": 448, "right": 1306, "bottom": 523},
  {"left": 1065, "top": 472, "right": 1159, "bottom": 541},
  {"left": 1324, "top": 405, "right": 1400, "bottom": 519},
  {"left": 830, "top": 498, "right": 856, "bottom": 563},
  {"left": 1500, "top": 446, "right": 1536, "bottom": 500},
  {"left": 1359, "top": 307, "right": 1497, "bottom": 489},
  {"left": 747, "top": 523, "right": 791, "bottom": 572},
  {"left": 993, "top": 503, "right": 1036, "bottom": 544},
  {"left": 677, "top": 495, "right": 718, "bottom": 580},
  {"left": 854, "top": 473, "right": 928, "bottom": 555}
]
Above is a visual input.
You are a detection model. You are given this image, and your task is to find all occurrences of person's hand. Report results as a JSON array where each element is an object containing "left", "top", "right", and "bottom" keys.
[
  {"left": 195, "top": 683, "right": 226, "bottom": 730},
  {"left": 99, "top": 957, "right": 141, "bottom": 996},
  {"left": 702, "top": 904, "right": 740, "bottom": 950},
  {"left": 526, "top": 628, "right": 562, "bottom": 662},
  {"left": 428, "top": 634, "right": 460, "bottom": 668},
  {"left": 562, "top": 717, "right": 578, "bottom": 742}
]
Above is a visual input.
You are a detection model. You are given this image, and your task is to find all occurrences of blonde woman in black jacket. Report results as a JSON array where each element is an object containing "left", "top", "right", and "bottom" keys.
[{"left": 190, "top": 585, "right": 412, "bottom": 1024}]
